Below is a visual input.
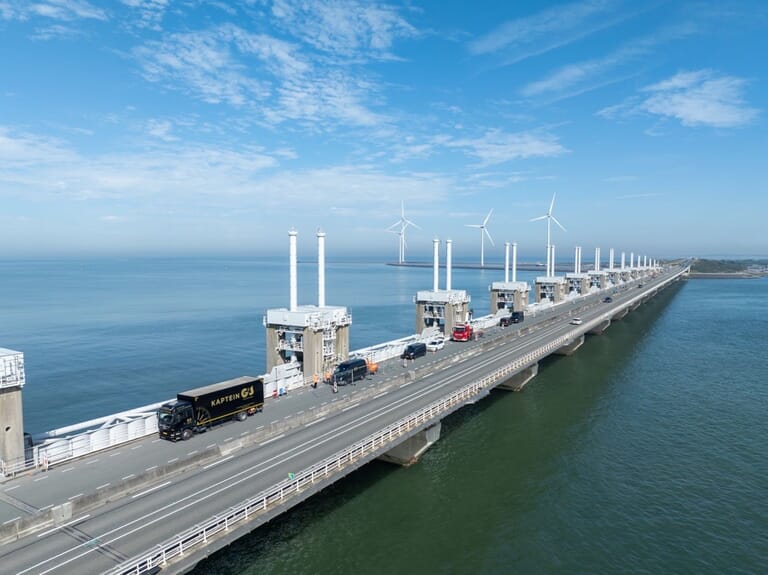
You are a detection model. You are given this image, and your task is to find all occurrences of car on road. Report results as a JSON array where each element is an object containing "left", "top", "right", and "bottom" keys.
[
  {"left": 602, "top": 296, "right": 613, "bottom": 303},
  {"left": 570, "top": 317, "right": 583, "bottom": 325},
  {"left": 426, "top": 338, "right": 445, "bottom": 352}
]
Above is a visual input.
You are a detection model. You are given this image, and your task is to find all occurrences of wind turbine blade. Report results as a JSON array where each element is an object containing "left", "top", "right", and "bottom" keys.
[
  {"left": 465, "top": 224, "right": 482, "bottom": 229},
  {"left": 404, "top": 217, "right": 421, "bottom": 230},
  {"left": 548, "top": 192, "right": 556, "bottom": 215},
  {"left": 483, "top": 208, "right": 494, "bottom": 226},
  {"left": 401, "top": 200, "right": 406, "bottom": 218},
  {"left": 551, "top": 215, "right": 567, "bottom": 232},
  {"left": 484, "top": 227, "right": 495, "bottom": 247},
  {"left": 529, "top": 215, "right": 547, "bottom": 222}
]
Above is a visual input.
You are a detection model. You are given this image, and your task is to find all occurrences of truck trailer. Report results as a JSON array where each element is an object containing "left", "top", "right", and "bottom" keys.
[{"left": 157, "top": 375, "right": 264, "bottom": 441}]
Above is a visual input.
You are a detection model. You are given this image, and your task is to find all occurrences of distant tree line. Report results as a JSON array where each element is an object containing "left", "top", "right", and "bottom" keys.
[{"left": 691, "top": 259, "right": 768, "bottom": 273}]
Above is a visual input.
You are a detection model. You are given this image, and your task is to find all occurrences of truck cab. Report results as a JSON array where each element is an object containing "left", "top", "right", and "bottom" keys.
[
  {"left": 157, "top": 400, "right": 196, "bottom": 441},
  {"left": 452, "top": 324, "right": 474, "bottom": 342}
]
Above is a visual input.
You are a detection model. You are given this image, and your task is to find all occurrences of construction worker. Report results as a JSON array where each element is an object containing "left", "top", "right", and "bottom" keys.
[{"left": 312, "top": 373, "right": 319, "bottom": 389}]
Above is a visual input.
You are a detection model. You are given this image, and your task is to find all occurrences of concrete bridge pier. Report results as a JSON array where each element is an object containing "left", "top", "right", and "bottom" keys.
[
  {"left": 630, "top": 301, "right": 641, "bottom": 311},
  {"left": 555, "top": 334, "right": 585, "bottom": 356},
  {"left": 589, "top": 319, "right": 611, "bottom": 334},
  {"left": 496, "top": 363, "right": 539, "bottom": 392},
  {"left": 612, "top": 307, "right": 629, "bottom": 320},
  {"left": 379, "top": 422, "right": 441, "bottom": 466}
]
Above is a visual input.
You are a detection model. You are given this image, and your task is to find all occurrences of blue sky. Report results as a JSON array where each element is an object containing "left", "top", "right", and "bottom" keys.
[{"left": 1, "top": 0, "right": 766, "bottom": 260}]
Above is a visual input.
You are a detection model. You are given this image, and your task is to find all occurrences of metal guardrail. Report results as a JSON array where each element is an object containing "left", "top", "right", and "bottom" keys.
[{"left": 104, "top": 325, "right": 579, "bottom": 575}]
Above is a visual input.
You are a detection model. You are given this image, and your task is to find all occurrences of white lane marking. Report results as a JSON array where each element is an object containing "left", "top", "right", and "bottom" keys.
[
  {"left": 121, "top": 474, "right": 135, "bottom": 481},
  {"left": 34, "top": 515, "right": 90, "bottom": 539},
  {"left": 109, "top": 452, "right": 121, "bottom": 457},
  {"left": 67, "top": 494, "right": 83, "bottom": 501},
  {"left": 304, "top": 416, "right": 326, "bottom": 428},
  {"left": 203, "top": 456, "right": 233, "bottom": 470},
  {"left": 3, "top": 516, "right": 21, "bottom": 525},
  {"left": 131, "top": 481, "right": 172, "bottom": 499},
  {"left": 33, "top": 476, "right": 49, "bottom": 482},
  {"left": 259, "top": 433, "right": 285, "bottom": 447},
  {"left": 59, "top": 467, "right": 75, "bottom": 473},
  {"left": 96, "top": 483, "right": 110, "bottom": 490},
  {"left": 4, "top": 485, "right": 20, "bottom": 492},
  {"left": 85, "top": 459, "right": 99, "bottom": 465}
]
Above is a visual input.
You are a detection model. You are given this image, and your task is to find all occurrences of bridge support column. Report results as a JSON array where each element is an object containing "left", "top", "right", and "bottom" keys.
[
  {"left": 555, "top": 334, "right": 584, "bottom": 356},
  {"left": 589, "top": 319, "right": 611, "bottom": 334},
  {"left": 496, "top": 363, "right": 538, "bottom": 392},
  {"left": 612, "top": 307, "right": 628, "bottom": 320},
  {"left": 630, "top": 301, "right": 641, "bottom": 311},
  {"left": 379, "top": 422, "right": 441, "bottom": 467}
]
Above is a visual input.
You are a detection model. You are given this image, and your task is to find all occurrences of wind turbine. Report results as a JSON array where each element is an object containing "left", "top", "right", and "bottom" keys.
[
  {"left": 465, "top": 208, "right": 495, "bottom": 267},
  {"left": 529, "top": 193, "right": 566, "bottom": 277},
  {"left": 387, "top": 201, "right": 421, "bottom": 264}
]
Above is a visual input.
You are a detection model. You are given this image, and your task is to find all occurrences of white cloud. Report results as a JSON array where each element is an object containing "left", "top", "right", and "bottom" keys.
[
  {"left": 640, "top": 70, "right": 759, "bottom": 127},
  {"left": 469, "top": 0, "right": 625, "bottom": 61},
  {"left": 0, "top": 126, "right": 453, "bottom": 218},
  {"left": 120, "top": 0, "right": 169, "bottom": 30},
  {"left": 0, "top": 126, "right": 278, "bottom": 201},
  {"left": 599, "top": 70, "right": 760, "bottom": 128},
  {"left": 520, "top": 23, "right": 698, "bottom": 100},
  {"left": 447, "top": 130, "right": 567, "bottom": 166},
  {"left": 270, "top": 0, "right": 418, "bottom": 60},
  {"left": 0, "top": 127, "right": 77, "bottom": 167},
  {"left": 134, "top": 25, "right": 386, "bottom": 129},
  {"left": 135, "top": 29, "right": 272, "bottom": 107},
  {"left": 30, "top": 0, "right": 106, "bottom": 20},
  {"left": 145, "top": 119, "right": 176, "bottom": 141}
]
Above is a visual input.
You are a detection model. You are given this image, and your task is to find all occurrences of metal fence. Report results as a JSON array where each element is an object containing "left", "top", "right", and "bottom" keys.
[{"left": 103, "top": 326, "right": 577, "bottom": 575}]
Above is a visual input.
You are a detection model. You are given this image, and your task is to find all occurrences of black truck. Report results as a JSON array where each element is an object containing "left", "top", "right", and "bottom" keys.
[{"left": 157, "top": 375, "right": 264, "bottom": 441}]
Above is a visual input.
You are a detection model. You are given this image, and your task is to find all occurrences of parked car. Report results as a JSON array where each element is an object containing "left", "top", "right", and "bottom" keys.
[
  {"left": 426, "top": 338, "right": 445, "bottom": 352},
  {"left": 333, "top": 358, "right": 369, "bottom": 384},
  {"left": 401, "top": 342, "right": 428, "bottom": 360},
  {"left": 570, "top": 317, "right": 583, "bottom": 325}
]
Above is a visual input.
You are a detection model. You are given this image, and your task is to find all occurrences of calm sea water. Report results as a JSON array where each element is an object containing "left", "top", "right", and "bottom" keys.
[{"left": 1, "top": 258, "right": 766, "bottom": 574}]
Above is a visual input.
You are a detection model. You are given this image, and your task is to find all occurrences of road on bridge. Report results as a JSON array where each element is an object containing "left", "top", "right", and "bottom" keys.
[{"left": 0, "top": 268, "right": 685, "bottom": 574}]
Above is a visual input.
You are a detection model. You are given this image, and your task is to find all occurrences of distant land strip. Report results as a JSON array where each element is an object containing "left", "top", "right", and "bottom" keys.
[{"left": 386, "top": 261, "right": 570, "bottom": 272}]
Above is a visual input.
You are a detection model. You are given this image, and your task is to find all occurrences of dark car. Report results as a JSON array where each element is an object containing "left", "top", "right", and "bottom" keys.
[
  {"left": 603, "top": 296, "right": 613, "bottom": 303},
  {"left": 333, "top": 358, "right": 368, "bottom": 384},
  {"left": 401, "top": 342, "right": 427, "bottom": 360}
]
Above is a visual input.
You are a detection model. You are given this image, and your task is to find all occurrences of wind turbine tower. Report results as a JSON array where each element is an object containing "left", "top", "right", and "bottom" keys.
[
  {"left": 465, "top": 209, "right": 495, "bottom": 267},
  {"left": 531, "top": 193, "right": 568, "bottom": 303},
  {"left": 387, "top": 201, "right": 420, "bottom": 264},
  {"left": 530, "top": 193, "right": 566, "bottom": 277}
]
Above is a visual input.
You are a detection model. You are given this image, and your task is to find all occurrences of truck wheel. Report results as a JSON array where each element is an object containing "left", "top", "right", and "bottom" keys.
[
  {"left": 181, "top": 428, "right": 193, "bottom": 441},
  {"left": 235, "top": 411, "right": 247, "bottom": 422}
]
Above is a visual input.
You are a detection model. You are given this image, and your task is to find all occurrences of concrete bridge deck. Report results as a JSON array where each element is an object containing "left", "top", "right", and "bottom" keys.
[{"left": 0, "top": 265, "right": 688, "bottom": 574}]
